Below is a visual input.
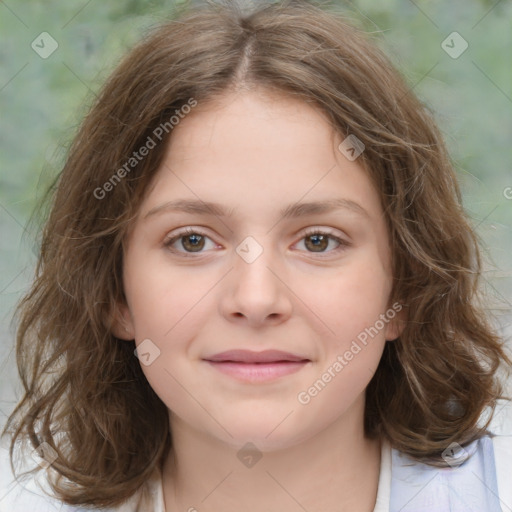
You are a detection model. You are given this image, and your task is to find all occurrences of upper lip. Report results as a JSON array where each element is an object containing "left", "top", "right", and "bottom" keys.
[{"left": 204, "top": 350, "right": 310, "bottom": 363}]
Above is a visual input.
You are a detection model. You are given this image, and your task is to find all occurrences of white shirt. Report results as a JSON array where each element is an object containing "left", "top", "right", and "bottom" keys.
[{"left": 2, "top": 402, "right": 511, "bottom": 511}]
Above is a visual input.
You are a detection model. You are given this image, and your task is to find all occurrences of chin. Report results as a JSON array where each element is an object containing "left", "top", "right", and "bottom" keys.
[{"left": 210, "top": 415, "right": 316, "bottom": 453}]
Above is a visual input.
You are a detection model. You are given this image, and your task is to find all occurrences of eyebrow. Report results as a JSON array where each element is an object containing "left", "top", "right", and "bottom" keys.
[{"left": 143, "top": 198, "right": 370, "bottom": 221}]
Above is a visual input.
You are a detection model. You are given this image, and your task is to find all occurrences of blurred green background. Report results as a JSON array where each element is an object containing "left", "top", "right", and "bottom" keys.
[{"left": 1, "top": 0, "right": 511, "bottom": 423}]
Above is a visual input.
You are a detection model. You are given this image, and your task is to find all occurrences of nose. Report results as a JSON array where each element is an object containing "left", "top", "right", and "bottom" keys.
[{"left": 219, "top": 239, "right": 293, "bottom": 328}]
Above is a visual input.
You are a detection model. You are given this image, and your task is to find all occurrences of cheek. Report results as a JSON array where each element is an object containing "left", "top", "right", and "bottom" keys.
[
  {"left": 296, "top": 253, "right": 392, "bottom": 343},
  {"left": 295, "top": 342, "right": 384, "bottom": 433},
  {"left": 295, "top": 261, "right": 390, "bottom": 415},
  {"left": 123, "top": 247, "right": 200, "bottom": 337}
]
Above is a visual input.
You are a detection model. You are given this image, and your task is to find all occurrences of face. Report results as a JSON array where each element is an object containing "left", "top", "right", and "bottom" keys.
[{"left": 113, "top": 89, "right": 404, "bottom": 451}]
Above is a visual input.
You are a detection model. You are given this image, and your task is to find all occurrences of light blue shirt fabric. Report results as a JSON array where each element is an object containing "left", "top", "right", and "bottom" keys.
[{"left": 389, "top": 435, "right": 503, "bottom": 511}]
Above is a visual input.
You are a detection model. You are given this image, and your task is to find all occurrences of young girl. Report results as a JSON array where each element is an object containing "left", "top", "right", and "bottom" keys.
[{"left": 2, "top": 1, "right": 511, "bottom": 510}]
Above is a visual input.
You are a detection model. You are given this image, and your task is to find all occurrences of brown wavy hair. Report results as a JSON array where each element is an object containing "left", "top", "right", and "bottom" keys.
[{"left": 3, "top": 0, "right": 511, "bottom": 507}]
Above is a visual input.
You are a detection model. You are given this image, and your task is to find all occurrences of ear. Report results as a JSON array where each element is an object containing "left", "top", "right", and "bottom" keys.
[
  {"left": 384, "top": 302, "right": 407, "bottom": 341},
  {"left": 109, "top": 301, "right": 136, "bottom": 341}
]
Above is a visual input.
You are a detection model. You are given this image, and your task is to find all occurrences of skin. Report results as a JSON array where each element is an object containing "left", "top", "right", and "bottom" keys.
[{"left": 113, "top": 88, "right": 405, "bottom": 512}]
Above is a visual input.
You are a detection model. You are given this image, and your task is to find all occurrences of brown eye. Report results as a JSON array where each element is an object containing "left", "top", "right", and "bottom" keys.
[
  {"left": 181, "top": 233, "right": 205, "bottom": 252},
  {"left": 164, "top": 228, "right": 215, "bottom": 255},
  {"left": 304, "top": 233, "right": 329, "bottom": 252},
  {"left": 296, "top": 229, "right": 350, "bottom": 256}
]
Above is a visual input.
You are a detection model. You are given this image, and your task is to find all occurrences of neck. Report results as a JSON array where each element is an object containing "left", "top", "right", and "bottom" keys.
[{"left": 162, "top": 401, "right": 381, "bottom": 512}]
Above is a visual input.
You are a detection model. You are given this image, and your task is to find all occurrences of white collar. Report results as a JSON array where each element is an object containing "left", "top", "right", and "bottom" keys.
[{"left": 373, "top": 438, "right": 392, "bottom": 512}]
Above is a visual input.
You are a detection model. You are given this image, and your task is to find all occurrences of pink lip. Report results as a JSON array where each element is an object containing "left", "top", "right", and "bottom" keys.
[
  {"left": 205, "top": 349, "right": 309, "bottom": 363},
  {"left": 203, "top": 350, "right": 310, "bottom": 382}
]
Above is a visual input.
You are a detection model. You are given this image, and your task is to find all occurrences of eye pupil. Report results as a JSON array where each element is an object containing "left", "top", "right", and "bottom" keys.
[
  {"left": 306, "top": 234, "right": 328, "bottom": 252},
  {"left": 183, "top": 234, "right": 205, "bottom": 252}
]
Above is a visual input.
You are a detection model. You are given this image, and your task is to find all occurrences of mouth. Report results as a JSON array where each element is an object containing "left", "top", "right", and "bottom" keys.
[{"left": 202, "top": 350, "right": 311, "bottom": 382}]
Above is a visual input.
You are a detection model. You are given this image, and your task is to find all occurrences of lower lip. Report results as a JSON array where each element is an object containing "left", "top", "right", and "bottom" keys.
[{"left": 204, "top": 360, "right": 309, "bottom": 382}]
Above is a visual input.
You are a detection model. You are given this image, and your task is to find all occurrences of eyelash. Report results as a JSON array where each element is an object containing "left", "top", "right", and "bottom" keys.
[{"left": 163, "top": 227, "right": 350, "bottom": 258}]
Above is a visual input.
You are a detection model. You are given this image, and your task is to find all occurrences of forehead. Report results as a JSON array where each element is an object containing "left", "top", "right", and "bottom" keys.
[
  {"left": 139, "top": 89, "right": 383, "bottom": 225},
  {"left": 166, "top": 89, "right": 337, "bottom": 160}
]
